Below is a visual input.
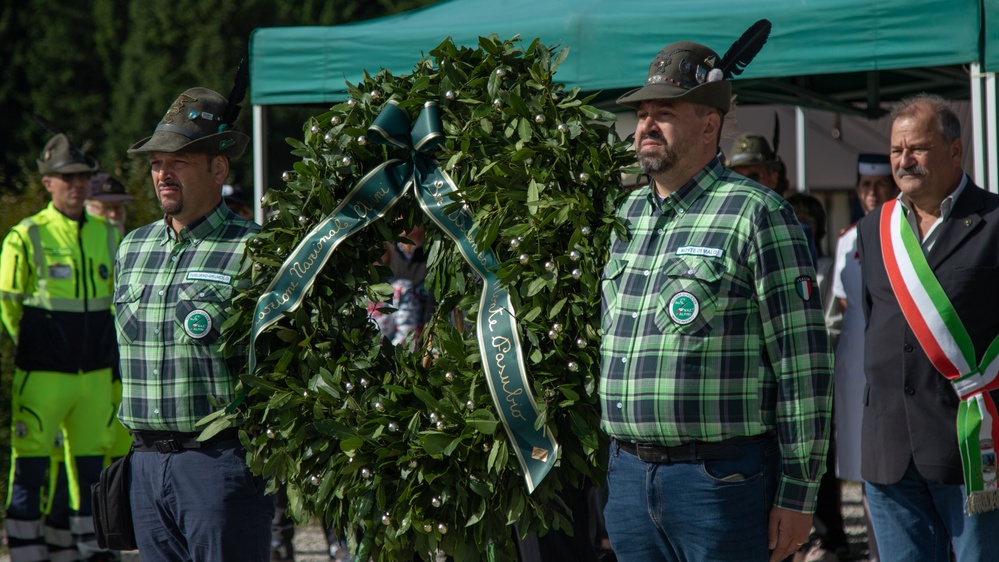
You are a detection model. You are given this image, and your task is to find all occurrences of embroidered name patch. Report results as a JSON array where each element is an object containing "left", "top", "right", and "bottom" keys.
[
  {"left": 668, "top": 291, "right": 700, "bottom": 325},
  {"left": 676, "top": 246, "right": 724, "bottom": 258},
  {"left": 186, "top": 271, "right": 232, "bottom": 284}
]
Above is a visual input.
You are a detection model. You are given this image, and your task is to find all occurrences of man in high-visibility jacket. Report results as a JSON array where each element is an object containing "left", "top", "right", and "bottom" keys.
[{"left": 0, "top": 133, "right": 119, "bottom": 562}]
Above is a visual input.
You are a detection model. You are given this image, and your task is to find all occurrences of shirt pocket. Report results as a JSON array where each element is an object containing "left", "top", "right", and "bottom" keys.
[
  {"left": 174, "top": 282, "right": 232, "bottom": 345},
  {"left": 601, "top": 259, "right": 628, "bottom": 335},
  {"left": 113, "top": 284, "right": 145, "bottom": 344},
  {"left": 654, "top": 257, "right": 723, "bottom": 337}
]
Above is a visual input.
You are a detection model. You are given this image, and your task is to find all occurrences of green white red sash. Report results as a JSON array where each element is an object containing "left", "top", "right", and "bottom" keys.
[{"left": 880, "top": 199, "right": 999, "bottom": 514}]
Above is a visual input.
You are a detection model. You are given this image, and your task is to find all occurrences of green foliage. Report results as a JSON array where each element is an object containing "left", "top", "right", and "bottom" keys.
[
  {"left": 0, "top": 0, "right": 441, "bottom": 195},
  {"left": 223, "top": 36, "right": 632, "bottom": 561}
]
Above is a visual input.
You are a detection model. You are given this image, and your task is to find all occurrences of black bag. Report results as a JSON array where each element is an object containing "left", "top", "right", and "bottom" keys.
[{"left": 91, "top": 450, "right": 138, "bottom": 551}]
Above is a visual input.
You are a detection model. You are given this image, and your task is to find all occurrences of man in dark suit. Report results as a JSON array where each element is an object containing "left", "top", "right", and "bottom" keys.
[{"left": 858, "top": 93, "right": 999, "bottom": 562}]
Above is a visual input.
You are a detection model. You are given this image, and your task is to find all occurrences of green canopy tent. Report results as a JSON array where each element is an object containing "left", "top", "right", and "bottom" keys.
[{"left": 247, "top": 0, "right": 999, "bottom": 219}]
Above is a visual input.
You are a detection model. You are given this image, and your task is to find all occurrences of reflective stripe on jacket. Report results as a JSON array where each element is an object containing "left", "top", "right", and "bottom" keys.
[{"left": 0, "top": 203, "right": 119, "bottom": 372}]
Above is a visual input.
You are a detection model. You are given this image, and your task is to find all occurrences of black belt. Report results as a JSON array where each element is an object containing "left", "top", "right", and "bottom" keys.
[
  {"left": 132, "top": 428, "right": 239, "bottom": 453},
  {"left": 616, "top": 432, "right": 774, "bottom": 464}
]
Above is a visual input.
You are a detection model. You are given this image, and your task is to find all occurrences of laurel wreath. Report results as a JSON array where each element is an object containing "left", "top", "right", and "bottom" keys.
[{"left": 216, "top": 35, "right": 634, "bottom": 562}]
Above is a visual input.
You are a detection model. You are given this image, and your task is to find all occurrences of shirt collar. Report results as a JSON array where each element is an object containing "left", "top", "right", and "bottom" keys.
[
  {"left": 48, "top": 202, "right": 87, "bottom": 225},
  {"left": 163, "top": 201, "right": 230, "bottom": 245},
  {"left": 897, "top": 172, "right": 969, "bottom": 221},
  {"left": 645, "top": 157, "right": 722, "bottom": 215}
]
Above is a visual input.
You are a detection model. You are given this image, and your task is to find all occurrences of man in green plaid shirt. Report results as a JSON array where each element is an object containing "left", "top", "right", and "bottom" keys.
[
  {"left": 599, "top": 39, "right": 833, "bottom": 562},
  {"left": 112, "top": 86, "right": 272, "bottom": 561}
]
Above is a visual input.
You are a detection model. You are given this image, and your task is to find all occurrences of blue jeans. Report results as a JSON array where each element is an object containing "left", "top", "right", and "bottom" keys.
[
  {"left": 603, "top": 437, "right": 780, "bottom": 562},
  {"left": 865, "top": 460, "right": 999, "bottom": 562},
  {"left": 130, "top": 438, "right": 274, "bottom": 562}
]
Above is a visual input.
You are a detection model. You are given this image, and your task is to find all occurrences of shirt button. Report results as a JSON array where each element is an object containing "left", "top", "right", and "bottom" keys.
[
  {"left": 153, "top": 408, "right": 160, "bottom": 414},
  {"left": 620, "top": 357, "right": 627, "bottom": 363},
  {"left": 199, "top": 292, "right": 205, "bottom": 297},
  {"left": 153, "top": 369, "right": 158, "bottom": 375},
  {"left": 905, "top": 385, "right": 915, "bottom": 395},
  {"left": 686, "top": 269, "right": 694, "bottom": 276},
  {"left": 677, "top": 209, "right": 684, "bottom": 214},
  {"left": 904, "top": 343, "right": 914, "bottom": 352},
  {"left": 172, "top": 256, "right": 178, "bottom": 262},
  {"left": 616, "top": 402, "right": 623, "bottom": 409},
  {"left": 158, "top": 290, "right": 165, "bottom": 296},
  {"left": 657, "top": 228, "right": 664, "bottom": 235},
  {"left": 154, "top": 328, "right": 159, "bottom": 335},
  {"left": 643, "top": 270, "right": 650, "bottom": 276},
  {"left": 631, "top": 312, "right": 638, "bottom": 319}
]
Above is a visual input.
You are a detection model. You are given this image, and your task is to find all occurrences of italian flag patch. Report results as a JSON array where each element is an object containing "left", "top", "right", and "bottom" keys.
[{"left": 795, "top": 275, "right": 814, "bottom": 301}]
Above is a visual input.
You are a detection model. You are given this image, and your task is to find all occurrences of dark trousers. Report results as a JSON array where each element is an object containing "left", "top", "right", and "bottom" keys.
[{"left": 129, "top": 437, "right": 273, "bottom": 561}]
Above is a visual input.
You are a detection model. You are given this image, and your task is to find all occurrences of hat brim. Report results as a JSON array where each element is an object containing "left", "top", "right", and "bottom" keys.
[
  {"left": 87, "top": 193, "right": 136, "bottom": 203},
  {"left": 727, "top": 153, "right": 780, "bottom": 167},
  {"left": 37, "top": 157, "right": 100, "bottom": 175},
  {"left": 617, "top": 81, "right": 732, "bottom": 114},
  {"left": 127, "top": 129, "right": 249, "bottom": 160}
]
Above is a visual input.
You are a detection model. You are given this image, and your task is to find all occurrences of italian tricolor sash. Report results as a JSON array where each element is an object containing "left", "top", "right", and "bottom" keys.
[{"left": 880, "top": 199, "right": 999, "bottom": 514}]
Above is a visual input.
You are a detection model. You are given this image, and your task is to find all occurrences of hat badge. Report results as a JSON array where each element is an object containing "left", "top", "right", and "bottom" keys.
[{"left": 164, "top": 93, "right": 197, "bottom": 124}]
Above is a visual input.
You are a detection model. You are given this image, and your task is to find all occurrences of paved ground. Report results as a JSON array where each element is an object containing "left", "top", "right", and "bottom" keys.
[{"left": 1, "top": 482, "right": 873, "bottom": 561}]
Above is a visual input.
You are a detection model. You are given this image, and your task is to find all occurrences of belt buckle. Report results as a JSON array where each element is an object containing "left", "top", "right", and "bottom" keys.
[
  {"left": 154, "top": 439, "right": 181, "bottom": 453},
  {"left": 636, "top": 443, "right": 671, "bottom": 463}
]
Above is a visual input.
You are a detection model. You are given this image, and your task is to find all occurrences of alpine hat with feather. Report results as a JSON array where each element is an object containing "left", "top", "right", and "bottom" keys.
[
  {"left": 618, "top": 20, "right": 772, "bottom": 115},
  {"left": 37, "top": 133, "right": 99, "bottom": 175},
  {"left": 128, "top": 87, "right": 249, "bottom": 159},
  {"left": 129, "top": 59, "right": 250, "bottom": 160}
]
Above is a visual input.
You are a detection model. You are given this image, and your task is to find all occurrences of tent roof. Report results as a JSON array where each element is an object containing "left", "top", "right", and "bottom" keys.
[{"left": 249, "top": 0, "right": 988, "bottom": 112}]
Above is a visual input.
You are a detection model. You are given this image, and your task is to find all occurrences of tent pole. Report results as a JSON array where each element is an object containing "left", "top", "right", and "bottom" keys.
[
  {"left": 795, "top": 106, "right": 806, "bottom": 192},
  {"left": 971, "top": 63, "right": 986, "bottom": 188},
  {"left": 253, "top": 104, "right": 267, "bottom": 223},
  {"left": 986, "top": 72, "right": 998, "bottom": 193}
]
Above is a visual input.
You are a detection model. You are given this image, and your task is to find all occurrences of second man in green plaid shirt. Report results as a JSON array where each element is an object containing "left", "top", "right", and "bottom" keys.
[{"left": 599, "top": 34, "right": 833, "bottom": 562}]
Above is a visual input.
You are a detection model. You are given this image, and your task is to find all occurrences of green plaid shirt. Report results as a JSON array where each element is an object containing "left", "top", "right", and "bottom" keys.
[
  {"left": 599, "top": 159, "right": 833, "bottom": 512},
  {"left": 114, "top": 203, "right": 258, "bottom": 432}
]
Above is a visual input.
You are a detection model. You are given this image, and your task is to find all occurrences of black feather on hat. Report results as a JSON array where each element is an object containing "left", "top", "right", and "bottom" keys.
[{"left": 617, "top": 19, "right": 772, "bottom": 114}]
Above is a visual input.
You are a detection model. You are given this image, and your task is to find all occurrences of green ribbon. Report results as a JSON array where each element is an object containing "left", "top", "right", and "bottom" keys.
[{"left": 249, "top": 101, "right": 558, "bottom": 492}]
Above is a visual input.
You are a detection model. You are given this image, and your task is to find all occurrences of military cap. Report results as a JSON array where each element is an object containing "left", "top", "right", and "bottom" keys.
[
  {"left": 87, "top": 173, "right": 135, "bottom": 203},
  {"left": 726, "top": 133, "right": 780, "bottom": 167},
  {"left": 128, "top": 87, "right": 248, "bottom": 160},
  {"left": 857, "top": 153, "right": 891, "bottom": 176},
  {"left": 617, "top": 41, "right": 732, "bottom": 114},
  {"left": 37, "top": 134, "right": 99, "bottom": 175}
]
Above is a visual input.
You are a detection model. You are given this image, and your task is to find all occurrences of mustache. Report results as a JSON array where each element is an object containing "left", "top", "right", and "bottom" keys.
[
  {"left": 639, "top": 130, "right": 665, "bottom": 144},
  {"left": 896, "top": 165, "right": 927, "bottom": 179}
]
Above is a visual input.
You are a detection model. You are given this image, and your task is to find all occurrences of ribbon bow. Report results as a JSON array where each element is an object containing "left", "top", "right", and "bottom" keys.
[{"left": 248, "top": 101, "right": 558, "bottom": 493}]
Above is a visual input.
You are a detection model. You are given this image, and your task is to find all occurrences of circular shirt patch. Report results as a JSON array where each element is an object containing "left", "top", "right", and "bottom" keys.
[
  {"left": 14, "top": 421, "right": 27, "bottom": 439},
  {"left": 184, "top": 309, "right": 212, "bottom": 339},
  {"left": 668, "top": 291, "right": 700, "bottom": 325}
]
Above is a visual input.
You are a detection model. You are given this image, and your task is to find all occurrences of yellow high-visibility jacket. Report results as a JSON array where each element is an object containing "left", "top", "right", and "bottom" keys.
[{"left": 0, "top": 203, "right": 119, "bottom": 373}]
